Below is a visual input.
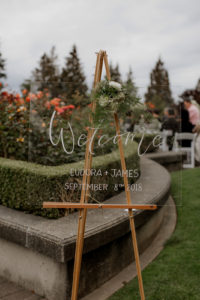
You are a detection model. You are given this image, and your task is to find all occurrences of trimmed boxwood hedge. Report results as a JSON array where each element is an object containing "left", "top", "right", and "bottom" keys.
[
  {"left": 135, "top": 133, "right": 159, "bottom": 154},
  {"left": 0, "top": 140, "right": 139, "bottom": 218}
]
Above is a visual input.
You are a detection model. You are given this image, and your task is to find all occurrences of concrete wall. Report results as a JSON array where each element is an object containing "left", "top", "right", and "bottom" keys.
[{"left": 0, "top": 158, "right": 171, "bottom": 300}]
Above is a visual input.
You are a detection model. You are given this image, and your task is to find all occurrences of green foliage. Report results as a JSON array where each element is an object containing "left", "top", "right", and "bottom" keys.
[
  {"left": 0, "top": 141, "right": 139, "bottom": 219},
  {"left": 134, "top": 133, "right": 159, "bottom": 153},
  {"left": 0, "top": 92, "right": 29, "bottom": 160},
  {"left": 0, "top": 50, "right": 6, "bottom": 79},
  {"left": 109, "top": 63, "right": 122, "bottom": 83},
  {"left": 20, "top": 79, "right": 32, "bottom": 93},
  {"left": 60, "top": 45, "right": 88, "bottom": 106},
  {"left": 109, "top": 168, "right": 200, "bottom": 299},
  {"left": 32, "top": 46, "right": 60, "bottom": 97},
  {"left": 0, "top": 89, "right": 118, "bottom": 165},
  {"left": 124, "top": 67, "right": 138, "bottom": 99},
  {"left": 145, "top": 58, "right": 174, "bottom": 113}
]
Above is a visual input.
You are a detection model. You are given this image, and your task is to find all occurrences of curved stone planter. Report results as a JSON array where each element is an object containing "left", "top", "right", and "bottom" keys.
[
  {"left": 0, "top": 158, "right": 170, "bottom": 300},
  {"left": 0, "top": 141, "right": 139, "bottom": 219}
]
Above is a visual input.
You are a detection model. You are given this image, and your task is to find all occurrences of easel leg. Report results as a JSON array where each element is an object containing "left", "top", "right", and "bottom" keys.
[
  {"left": 70, "top": 51, "right": 104, "bottom": 300},
  {"left": 129, "top": 210, "right": 145, "bottom": 300},
  {"left": 71, "top": 208, "right": 87, "bottom": 300},
  {"left": 113, "top": 113, "right": 145, "bottom": 300}
]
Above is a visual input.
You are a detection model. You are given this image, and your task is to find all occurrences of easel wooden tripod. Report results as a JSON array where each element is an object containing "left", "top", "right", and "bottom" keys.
[{"left": 43, "top": 50, "right": 157, "bottom": 300}]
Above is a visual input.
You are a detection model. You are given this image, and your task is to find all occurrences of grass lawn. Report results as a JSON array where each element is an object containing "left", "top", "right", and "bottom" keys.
[{"left": 108, "top": 168, "right": 200, "bottom": 300}]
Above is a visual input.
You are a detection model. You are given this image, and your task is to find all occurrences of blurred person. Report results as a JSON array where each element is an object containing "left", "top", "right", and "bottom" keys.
[
  {"left": 179, "top": 102, "right": 194, "bottom": 147},
  {"left": 183, "top": 98, "right": 200, "bottom": 127},
  {"left": 161, "top": 107, "right": 179, "bottom": 150}
]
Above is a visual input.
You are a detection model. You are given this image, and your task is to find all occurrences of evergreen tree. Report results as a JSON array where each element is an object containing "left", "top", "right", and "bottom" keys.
[
  {"left": 109, "top": 63, "right": 122, "bottom": 82},
  {"left": 145, "top": 58, "right": 173, "bottom": 112},
  {"left": 195, "top": 79, "right": 200, "bottom": 92},
  {"left": 0, "top": 50, "right": 6, "bottom": 79},
  {"left": 32, "top": 46, "right": 60, "bottom": 96},
  {"left": 124, "top": 67, "right": 138, "bottom": 98},
  {"left": 20, "top": 79, "right": 32, "bottom": 92},
  {"left": 60, "top": 45, "right": 88, "bottom": 105}
]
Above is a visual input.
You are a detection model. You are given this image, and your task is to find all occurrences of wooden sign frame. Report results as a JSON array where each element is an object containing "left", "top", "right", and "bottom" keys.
[{"left": 43, "top": 50, "right": 157, "bottom": 300}]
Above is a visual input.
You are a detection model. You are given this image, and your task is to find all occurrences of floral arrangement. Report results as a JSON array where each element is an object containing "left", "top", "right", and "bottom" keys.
[{"left": 91, "top": 80, "right": 140, "bottom": 124}]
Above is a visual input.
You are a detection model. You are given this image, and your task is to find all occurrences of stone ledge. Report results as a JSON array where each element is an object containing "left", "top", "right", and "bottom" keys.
[
  {"left": 145, "top": 151, "right": 186, "bottom": 171},
  {"left": 0, "top": 158, "right": 170, "bottom": 264}
]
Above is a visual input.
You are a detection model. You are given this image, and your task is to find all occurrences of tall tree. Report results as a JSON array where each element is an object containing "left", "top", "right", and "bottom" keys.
[
  {"left": 32, "top": 46, "right": 60, "bottom": 96},
  {"left": 20, "top": 79, "right": 32, "bottom": 93},
  {"left": 0, "top": 50, "right": 6, "bottom": 79},
  {"left": 145, "top": 58, "right": 173, "bottom": 112},
  {"left": 109, "top": 63, "right": 122, "bottom": 83},
  {"left": 60, "top": 45, "right": 88, "bottom": 105},
  {"left": 124, "top": 67, "right": 138, "bottom": 98}
]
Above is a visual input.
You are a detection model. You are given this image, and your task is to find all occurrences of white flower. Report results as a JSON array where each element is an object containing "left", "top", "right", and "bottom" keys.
[
  {"left": 109, "top": 81, "right": 122, "bottom": 91},
  {"left": 99, "top": 96, "right": 109, "bottom": 107}
]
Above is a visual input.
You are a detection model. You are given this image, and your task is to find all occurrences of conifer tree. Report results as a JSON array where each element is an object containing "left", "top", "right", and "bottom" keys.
[
  {"left": 124, "top": 67, "right": 138, "bottom": 98},
  {"left": 32, "top": 46, "right": 60, "bottom": 96},
  {"left": 20, "top": 79, "right": 32, "bottom": 92},
  {"left": 60, "top": 45, "right": 88, "bottom": 105},
  {"left": 0, "top": 50, "right": 6, "bottom": 79},
  {"left": 145, "top": 58, "right": 173, "bottom": 112},
  {"left": 109, "top": 63, "right": 122, "bottom": 83}
]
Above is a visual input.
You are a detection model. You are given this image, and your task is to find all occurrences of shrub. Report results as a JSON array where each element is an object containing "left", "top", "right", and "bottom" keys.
[
  {"left": 0, "top": 140, "right": 139, "bottom": 219},
  {"left": 135, "top": 133, "right": 159, "bottom": 153}
]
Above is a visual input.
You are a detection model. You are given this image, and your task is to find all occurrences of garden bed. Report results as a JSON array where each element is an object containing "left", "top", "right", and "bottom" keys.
[{"left": 0, "top": 140, "right": 139, "bottom": 218}]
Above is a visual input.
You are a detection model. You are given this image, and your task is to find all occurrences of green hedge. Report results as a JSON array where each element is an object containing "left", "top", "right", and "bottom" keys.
[
  {"left": 134, "top": 133, "right": 159, "bottom": 154},
  {"left": 0, "top": 140, "right": 139, "bottom": 218}
]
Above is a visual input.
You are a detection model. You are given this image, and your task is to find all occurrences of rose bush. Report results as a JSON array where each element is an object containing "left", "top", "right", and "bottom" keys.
[{"left": 0, "top": 83, "right": 117, "bottom": 165}]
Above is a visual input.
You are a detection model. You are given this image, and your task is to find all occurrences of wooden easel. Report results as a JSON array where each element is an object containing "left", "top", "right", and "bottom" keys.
[{"left": 43, "top": 50, "right": 157, "bottom": 300}]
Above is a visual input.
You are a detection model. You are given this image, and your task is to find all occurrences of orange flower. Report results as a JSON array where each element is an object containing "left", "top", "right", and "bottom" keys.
[
  {"left": 26, "top": 96, "right": 30, "bottom": 103},
  {"left": 30, "top": 93, "right": 36, "bottom": 100},
  {"left": 22, "top": 89, "right": 27, "bottom": 95},
  {"left": 62, "top": 105, "right": 75, "bottom": 111},
  {"left": 55, "top": 106, "right": 64, "bottom": 114},
  {"left": 17, "top": 106, "right": 27, "bottom": 112},
  {"left": 45, "top": 101, "right": 51, "bottom": 109},
  {"left": 16, "top": 137, "right": 24, "bottom": 143},
  {"left": 50, "top": 98, "right": 61, "bottom": 106},
  {"left": 147, "top": 102, "right": 155, "bottom": 109},
  {"left": 15, "top": 96, "right": 24, "bottom": 105},
  {"left": 37, "top": 91, "right": 43, "bottom": 99}
]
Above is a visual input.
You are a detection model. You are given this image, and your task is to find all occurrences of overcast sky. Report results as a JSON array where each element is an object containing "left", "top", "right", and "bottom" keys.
[{"left": 0, "top": 0, "right": 200, "bottom": 100}]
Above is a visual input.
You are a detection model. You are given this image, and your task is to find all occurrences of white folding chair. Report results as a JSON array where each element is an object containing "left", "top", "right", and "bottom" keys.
[
  {"left": 159, "top": 130, "right": 173, "bottom": 152},
  {"left": 173, "top": 132, "right": 197, "bottom": 168}
]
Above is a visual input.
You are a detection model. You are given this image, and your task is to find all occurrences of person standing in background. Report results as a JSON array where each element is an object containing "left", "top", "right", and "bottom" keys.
[
  {"left": 184, "top": 98, "right": 200, "bottom": 127},
  {"left": 161, "top": 108, "right": 179, "bottom": 150}
]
